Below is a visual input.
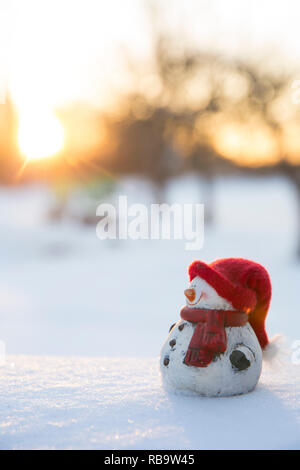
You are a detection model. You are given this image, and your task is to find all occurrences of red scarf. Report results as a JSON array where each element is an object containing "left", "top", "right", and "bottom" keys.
[{"left": 180, "top": 306, "right": 248, "bottom": 368}]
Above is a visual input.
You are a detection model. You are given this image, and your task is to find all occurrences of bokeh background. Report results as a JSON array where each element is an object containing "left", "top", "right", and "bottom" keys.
[{"left": 1, "top": 0, "right": 300, "bottom": 356}]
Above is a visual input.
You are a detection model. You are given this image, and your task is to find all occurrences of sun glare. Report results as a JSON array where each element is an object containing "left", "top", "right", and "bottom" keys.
[
  {"left": 18, "top": 112, "right": 64, "bottom": 161},
  {"left": 214, "top": 122, "right": 280, "bottom": 167}
]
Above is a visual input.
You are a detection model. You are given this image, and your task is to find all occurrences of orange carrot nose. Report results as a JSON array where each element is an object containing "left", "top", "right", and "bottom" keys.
[{"left": 184, "top": 288, "right": 196, "bottom": 302}]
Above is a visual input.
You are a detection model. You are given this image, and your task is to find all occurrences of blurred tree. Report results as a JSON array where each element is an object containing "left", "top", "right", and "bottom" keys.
[{"left": 106, "top": 104, "right": 181, "bottom": 203}]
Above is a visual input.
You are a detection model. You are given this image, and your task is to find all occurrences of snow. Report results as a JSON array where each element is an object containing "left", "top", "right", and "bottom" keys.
[
  {"left": 0, "top": 355, "right": 299, "bottom": 450},
  {"left": 0, "top": 175, "right": 300, "bottom": 448}
]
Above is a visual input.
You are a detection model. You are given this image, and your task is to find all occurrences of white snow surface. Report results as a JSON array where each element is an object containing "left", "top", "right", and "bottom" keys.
[{"left": 0, "top": 355, "right": 299, "bottom": 450}]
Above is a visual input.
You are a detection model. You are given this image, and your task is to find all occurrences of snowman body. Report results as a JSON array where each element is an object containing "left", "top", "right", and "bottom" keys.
[{"left": 160, "top": 276, "right": 263, "bottom": 397}]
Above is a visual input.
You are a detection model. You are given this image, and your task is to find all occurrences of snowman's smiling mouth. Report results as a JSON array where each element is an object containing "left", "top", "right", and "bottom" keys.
[{"left": 187, "top": 293, "right": 204, "bottom": 306}]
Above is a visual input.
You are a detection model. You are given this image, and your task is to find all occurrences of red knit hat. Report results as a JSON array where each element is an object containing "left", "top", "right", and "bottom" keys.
[{"left": 188, "top": 258, "right": 272, "bottom": 349}]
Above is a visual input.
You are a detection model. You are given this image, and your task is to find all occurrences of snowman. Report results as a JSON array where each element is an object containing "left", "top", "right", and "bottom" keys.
[{"left": 160, "top": 258, "right": 273, "bottom": 397}]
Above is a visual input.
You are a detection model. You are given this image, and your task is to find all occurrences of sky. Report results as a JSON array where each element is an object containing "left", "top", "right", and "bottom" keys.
[
  {"left": 5, "top": 0, "right": 151, "bottom": 111},
  {"left": 1, "top": 0, "right": 300, "bottom": 113}
]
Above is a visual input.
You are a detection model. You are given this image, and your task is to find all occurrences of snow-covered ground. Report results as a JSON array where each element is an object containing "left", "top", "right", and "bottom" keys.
[
  {"left": 1, "top": 355, "right": 299, "bottom": 450},
  {"left": 0, "top": 175, "right": 299, "bottom": 449}
]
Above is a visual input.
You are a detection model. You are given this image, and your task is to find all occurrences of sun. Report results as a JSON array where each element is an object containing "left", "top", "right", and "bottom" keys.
[{"left": 18, "top": 111, "right": 64, "bottom": 161}]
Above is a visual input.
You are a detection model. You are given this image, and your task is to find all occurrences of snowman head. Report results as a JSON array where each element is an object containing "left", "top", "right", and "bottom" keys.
[{"left": 184, "top": 276, "right": 234, "bottom": 310}]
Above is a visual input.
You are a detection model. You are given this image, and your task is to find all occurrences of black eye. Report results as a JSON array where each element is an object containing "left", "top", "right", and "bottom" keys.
[{"left": 230, "top": 350, "right": 251, "bottom": 371}]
